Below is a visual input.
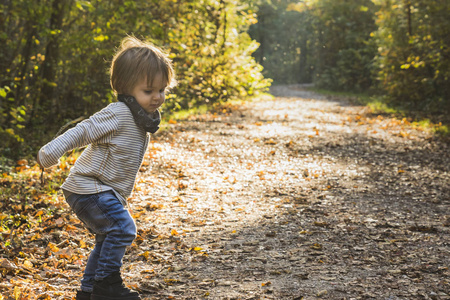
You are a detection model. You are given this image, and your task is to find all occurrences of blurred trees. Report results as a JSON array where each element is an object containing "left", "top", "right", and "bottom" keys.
[
  {"left": 250, "top": 0, "right": 450, "bottom": 111},
  {"left": 0, "top": 0, "right": 270, "bottom": 157},
  {"left": 249, "top": 0, "right": 315, "bottom": 84},
  {"left": 2, "top": 0, "right": 449, "bottom": 158},
  {"left": 373, "top": 0, "right": 450, "bottom": 110}
]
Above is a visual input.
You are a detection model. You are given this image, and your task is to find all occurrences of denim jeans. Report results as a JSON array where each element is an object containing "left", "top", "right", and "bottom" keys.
[{"left": 65, "top": 191, "right": 137, "bottom": 293}]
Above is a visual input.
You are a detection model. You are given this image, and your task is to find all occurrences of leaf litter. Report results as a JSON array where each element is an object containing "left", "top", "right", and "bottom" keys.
[{"left": 1, "top": 85, "right": 449, "bottom": 299}]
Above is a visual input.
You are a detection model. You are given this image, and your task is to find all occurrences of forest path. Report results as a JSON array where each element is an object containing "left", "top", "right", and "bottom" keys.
[{"left": 125, "top": 85, "right": 449, "bottom": 299}]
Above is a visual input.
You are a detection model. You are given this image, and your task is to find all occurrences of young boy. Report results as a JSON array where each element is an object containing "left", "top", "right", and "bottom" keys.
[{"left": 37, "top": 36, "right": 176, "bottom": 300}]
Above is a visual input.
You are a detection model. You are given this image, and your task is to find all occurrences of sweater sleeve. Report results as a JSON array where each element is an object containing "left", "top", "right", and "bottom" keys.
[{"left": 38, "top": 106, "right": 119, "bottom": 168}]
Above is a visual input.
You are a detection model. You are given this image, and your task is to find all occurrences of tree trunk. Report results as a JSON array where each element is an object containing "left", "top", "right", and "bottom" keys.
[
  {"left": 406, "top": 1, "right": 412, "bottom": 36},
  {"left": 39, "top": 0, "right": 67, "bottom": 121},
  {"left": 299, "top": 38, "right": 308, "bottom": 83}
]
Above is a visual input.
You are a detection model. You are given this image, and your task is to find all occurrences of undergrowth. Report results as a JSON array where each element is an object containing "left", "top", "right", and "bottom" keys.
[{"left": 309, "top": 87, "right": 449, "bottom": 139}]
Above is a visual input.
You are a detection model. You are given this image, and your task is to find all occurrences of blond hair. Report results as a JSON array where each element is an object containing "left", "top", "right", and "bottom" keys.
[{"left": 110, "top": 36, "right": 176, "bottom": 95}]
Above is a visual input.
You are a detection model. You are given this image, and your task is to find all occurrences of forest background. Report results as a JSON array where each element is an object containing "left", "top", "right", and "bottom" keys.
[{"left": 1, "top": 0, "right": 449, "bottom": 163}]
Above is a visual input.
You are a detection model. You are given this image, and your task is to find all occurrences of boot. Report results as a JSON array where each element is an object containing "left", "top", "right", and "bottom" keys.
[
  {"left": 91, "top": 272, "right": 140, "bottom": 300},
  {"left": 75, "top": 290, "right": 91, "bottom": 300}
]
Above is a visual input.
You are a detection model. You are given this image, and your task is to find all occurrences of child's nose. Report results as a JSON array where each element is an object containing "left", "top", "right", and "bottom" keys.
[{"left": 152, "top": 92, "right": 161, "bottom": 100}]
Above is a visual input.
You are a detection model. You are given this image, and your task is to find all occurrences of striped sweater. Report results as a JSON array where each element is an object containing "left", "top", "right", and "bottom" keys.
[{"left": 38, "top": 102, "right": 150, "bottom": 206}]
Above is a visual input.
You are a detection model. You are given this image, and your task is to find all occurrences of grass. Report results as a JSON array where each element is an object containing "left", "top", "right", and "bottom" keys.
[
  {"left": 308, "top": 87, "right": 449, "bottom": 139},
  {"left": 161, "top": 93, "right": 273, "bottom": 123},
  {"left": 163, "top": 104, "right": 210, "bottom": 122}
]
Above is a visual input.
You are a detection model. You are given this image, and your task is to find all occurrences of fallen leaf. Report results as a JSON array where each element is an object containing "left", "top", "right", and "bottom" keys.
[
  {"left": 261, "top": 281, "right": 271, "bottom": 287},
  {"left": 310, "top": 243, "right": 323, "bottom": 251}
]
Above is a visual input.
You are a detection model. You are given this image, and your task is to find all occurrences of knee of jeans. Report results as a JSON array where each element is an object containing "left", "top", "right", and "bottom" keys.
[{"left": 121, "top": 219, "right": 137, "bottom": 243}]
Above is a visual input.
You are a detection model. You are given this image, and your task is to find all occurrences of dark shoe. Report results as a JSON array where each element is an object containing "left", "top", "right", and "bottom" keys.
[
  {"left": 91, "top": 272, "right": 140, "bottom": 300},
  {"left": 76, "top": 290, "right": 91, "bottom": 300}
]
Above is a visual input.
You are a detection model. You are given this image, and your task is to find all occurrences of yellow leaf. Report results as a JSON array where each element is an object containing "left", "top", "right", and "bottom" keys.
[
  {"left": 13, "top": 286, "right": 21, "bottom": 300},
  {"left": 311, "top": 243, "right": 323, "bottom": 250},
  {"left": 168, "top": 119, "right": 177, "bottom": 124},
  {"left": 16, "top": 159, "right": 28, "bottom": 166},
  {"left": 399, "top": 131, "right": 409, "bottom": 138},
  {"left": 57, "top": 248, "right": 73, "bottom": 259},
  {"left": 172, "top": 196, "right": 182, "bottom": 202},
  {"left": 65, "top": 224, "right": 78, "bottom": 231},
  {"left": 132, "top": 211, "right": 144, "bottom": 218},
  {"left": 171, "top": 229, "right": 179, "bottom": 236},
  {"left": 193, "top": 247, "right": 203, "bottom": 251},
  {"left": 314, "top": 221, "right": 328, "bottom": 227},
  {"left": 23, "top": 260, "right": 33, "bottom": 269},
  {"left": 140, "top": 251, "right": 150, "bottom": 261},
  {"left": 47, "top": 242, "right": 60, "bottom": 252},
  {"left": 59, "top": 161, "right": 67, "bottom": 170}
]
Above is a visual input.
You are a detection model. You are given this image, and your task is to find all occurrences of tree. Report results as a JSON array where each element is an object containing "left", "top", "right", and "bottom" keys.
[
  {"left": 0, "top": 0, "right": 270, "bottom": 158},
  {"left": 249, "top": 0, "right": 314, "bottom": 84},
  {"left": 373, "top": 0, "right": 450, "bottom": 111}
]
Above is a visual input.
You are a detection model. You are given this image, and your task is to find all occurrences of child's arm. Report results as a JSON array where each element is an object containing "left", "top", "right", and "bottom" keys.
[{"left": 38, "top": 108, "right": 119, "bottom": 168}]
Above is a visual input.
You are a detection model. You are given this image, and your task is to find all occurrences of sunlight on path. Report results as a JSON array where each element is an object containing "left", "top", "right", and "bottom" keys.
[{"left": 125, "top": 85, "right": 449, "bottom": 299}]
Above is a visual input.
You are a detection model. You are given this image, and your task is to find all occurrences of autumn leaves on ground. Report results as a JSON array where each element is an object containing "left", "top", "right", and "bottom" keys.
[{"left": 1, "top": 86, "right": 449, "bottom": 299}]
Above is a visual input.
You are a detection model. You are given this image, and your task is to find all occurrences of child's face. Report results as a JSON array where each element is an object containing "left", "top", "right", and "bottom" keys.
[{"left": 130, "top": 73, "right": 167, "bottom": 113}]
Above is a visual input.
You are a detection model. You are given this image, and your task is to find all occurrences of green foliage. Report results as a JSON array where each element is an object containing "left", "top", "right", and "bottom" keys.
[
  {"left": 0, "top": 86, "right": 25, "bottom": 148},
  {"left": 306, "top": 0, "right": 378, "bottom": 92},
  {"left": 162, "top": 0, "right": 271, "bottom": 111},
  {"left": 250, "top": 0, "right": 449, "bottom": 119},
  {"left": 249, "top": 0, "right": 315, "bottom": 84},
  {"left": 372, "top": 0, "right": 450, "bottom": 111},
  {"left": 249, "top": 0, "right": 378, "bottom": 90},
  {"left": 0, "top": 0, "right": 270, "bottom": 158}
]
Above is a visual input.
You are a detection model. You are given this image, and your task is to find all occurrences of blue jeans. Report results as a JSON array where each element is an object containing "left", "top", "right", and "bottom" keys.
[{"left": 65, "top": 191, "right": 137, "bottom": 293}]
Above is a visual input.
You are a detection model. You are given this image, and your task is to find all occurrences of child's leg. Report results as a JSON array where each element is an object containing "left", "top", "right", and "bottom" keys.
[
  {"left": 93, "top": 192, "right": 136, "bottom": 279},
  {"left": 65, "top": 191, "right": 136, "bottom": 289},
  {"left": 80, "top": 235, "right": 105, "bottom": 292}
]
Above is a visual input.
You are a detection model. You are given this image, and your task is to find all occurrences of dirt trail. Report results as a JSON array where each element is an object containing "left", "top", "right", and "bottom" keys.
[{"left": 123, "top": 85, "right": 449, "bottom": 299}]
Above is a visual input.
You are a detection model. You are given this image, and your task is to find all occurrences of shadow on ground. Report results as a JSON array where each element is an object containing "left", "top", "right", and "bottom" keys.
[{"left": 125, "top": 85, "right": 449, "bottom": 299}]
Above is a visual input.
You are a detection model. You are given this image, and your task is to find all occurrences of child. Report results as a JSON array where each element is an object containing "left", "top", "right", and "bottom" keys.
[{"left": 37, "top": 36, "right": 176, "bottom": 300}]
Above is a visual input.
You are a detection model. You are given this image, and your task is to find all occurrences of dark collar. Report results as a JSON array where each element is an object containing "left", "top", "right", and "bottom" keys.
[{"left": 117, "top": 94, "right": 160, "bottom": 133}]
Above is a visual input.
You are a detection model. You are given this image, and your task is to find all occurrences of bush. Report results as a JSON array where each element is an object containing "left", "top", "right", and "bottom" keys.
[{"left": 0, "top": 0, "right": 270, "bottom": 158}]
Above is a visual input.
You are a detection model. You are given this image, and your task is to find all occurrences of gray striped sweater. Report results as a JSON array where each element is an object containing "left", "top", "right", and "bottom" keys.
[{"left": 38, "top": 102, "right": 150, "bottom": 206}]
